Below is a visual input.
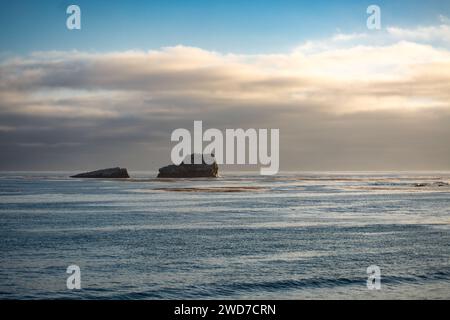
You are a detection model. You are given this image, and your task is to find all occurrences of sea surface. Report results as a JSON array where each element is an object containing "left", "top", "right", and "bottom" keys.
[{"left": 0, "top": 171, "right": 449, "bottom": 299}]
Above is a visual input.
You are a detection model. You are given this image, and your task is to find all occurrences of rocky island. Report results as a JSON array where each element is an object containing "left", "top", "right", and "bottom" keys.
[
  {"left": 157, "top": 154, "right": 219, "bottom": 178},
  {"left": 70, "top": 167, "right": 130, "bottom": 178}
]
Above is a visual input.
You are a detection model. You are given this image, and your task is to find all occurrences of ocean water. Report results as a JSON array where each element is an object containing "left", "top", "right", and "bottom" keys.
[{"left": 0, "top": 171, "right": 449, "bottom": 300}]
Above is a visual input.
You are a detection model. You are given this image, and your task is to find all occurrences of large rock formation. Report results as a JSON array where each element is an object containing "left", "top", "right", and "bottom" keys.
[
  {"left": 71, "top": 167, "right": 130, "bottom": 178},
  {"left": 157, "top": 154, "right": 218, "bottom": 178}
]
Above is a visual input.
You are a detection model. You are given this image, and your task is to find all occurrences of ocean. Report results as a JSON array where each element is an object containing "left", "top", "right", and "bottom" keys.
[{"left": 0, "top": 172, "right": 449, "bottom": 299}]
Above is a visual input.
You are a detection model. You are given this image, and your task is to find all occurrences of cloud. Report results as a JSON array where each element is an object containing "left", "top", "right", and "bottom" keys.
[
  {"left": 387, "top": 24, "right": 450, "bottom": 44},
  {"left": 1, "top": 24, "right": 450, "bottom": 170},
  {"left": 331, "top": 33, "right": 368, "bottom": 42}
]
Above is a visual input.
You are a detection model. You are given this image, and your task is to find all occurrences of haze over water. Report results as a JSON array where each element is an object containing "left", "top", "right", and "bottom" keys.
[{"left": 0, "top": 172, "right": 449, "bottom": 299}]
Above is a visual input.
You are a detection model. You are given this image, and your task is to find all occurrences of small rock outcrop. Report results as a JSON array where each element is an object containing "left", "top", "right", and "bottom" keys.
[
  {"left": 71, "top": 167, "right": 130, "bottom": 178},
  {"left": 414, "top": 181, "right": 449, "bottom": 188},
  {"left": 157, "top": 154, "right": 218, "bottom": 178}
]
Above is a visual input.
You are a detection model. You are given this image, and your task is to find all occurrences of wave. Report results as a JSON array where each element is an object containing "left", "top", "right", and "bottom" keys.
[{"left": 154, "top": 186, "right": 268, "bottom": 193}]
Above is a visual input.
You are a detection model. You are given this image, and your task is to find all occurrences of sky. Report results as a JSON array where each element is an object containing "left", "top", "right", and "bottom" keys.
[{"left": 1, "top": 0, "right": 450, "bottom": 171}]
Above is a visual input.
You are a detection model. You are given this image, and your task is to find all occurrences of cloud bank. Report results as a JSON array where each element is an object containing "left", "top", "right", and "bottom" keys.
[{"left": 1, "top": 22, "right": 450, "bottom": 171}]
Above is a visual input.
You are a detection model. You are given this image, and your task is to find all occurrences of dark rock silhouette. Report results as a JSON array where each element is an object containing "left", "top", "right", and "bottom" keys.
[
  {"left": 71, "top": 167, "right": 130, "bottom": 178},
  {"left": 414, "top": 181, "right": 449, "bottom": 187},
  {"left": 157, "top": 154, "right": 218, "bottom": 178}
]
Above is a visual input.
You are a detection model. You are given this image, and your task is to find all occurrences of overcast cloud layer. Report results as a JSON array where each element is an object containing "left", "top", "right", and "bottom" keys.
[{"left": 1, "top": 22, "right": 450, "bottom": 171}]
